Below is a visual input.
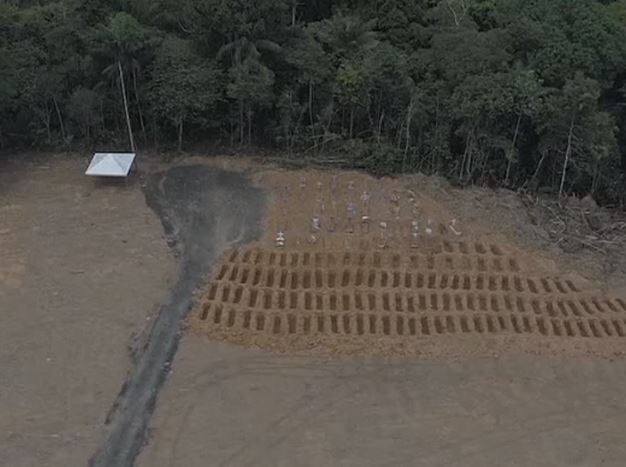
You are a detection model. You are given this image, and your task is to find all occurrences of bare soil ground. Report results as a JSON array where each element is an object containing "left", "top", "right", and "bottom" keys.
[
  {"left": 135, "top": 158, "right": 626, "bottom": 467},
  {"left": 90, "top": 163, "right": 264, "bottom": 467},
  {"left": 190, "top": 163, "right": 626, "bottom": 357},
  {"left": 0, "top": 154, "right": 175, "bottom": 467},
  {"left": 411, "top": 174, "right": 626, "bottom": 290},
  {"left": 4, "top": 153, "right": 626, "bottom": 467},
  {"left": 137, "top": 338, "right": 626, "bottom": 467}
]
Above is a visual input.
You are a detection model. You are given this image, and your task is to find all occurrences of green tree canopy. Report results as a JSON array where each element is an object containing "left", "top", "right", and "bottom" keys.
[
  {"left": 2, "top": 0, "right": 626, "bottom": 203},
  {"left": 149, "top": 37, "right": 220, "bottom": 150}
]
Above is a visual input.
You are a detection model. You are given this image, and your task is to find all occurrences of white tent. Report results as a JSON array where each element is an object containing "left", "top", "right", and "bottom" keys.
[{"left": 85, "top": 152, "right": 136, "bottom": 177}]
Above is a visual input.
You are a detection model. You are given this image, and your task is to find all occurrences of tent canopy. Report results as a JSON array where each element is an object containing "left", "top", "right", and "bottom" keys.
[{"left": 86, "top": 152, "right": 136, "bottom": 177}]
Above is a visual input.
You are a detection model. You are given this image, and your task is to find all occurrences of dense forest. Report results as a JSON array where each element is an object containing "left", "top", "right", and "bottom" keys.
[{"left": 3, "top": 0, "right": 626, "bottom": 203}]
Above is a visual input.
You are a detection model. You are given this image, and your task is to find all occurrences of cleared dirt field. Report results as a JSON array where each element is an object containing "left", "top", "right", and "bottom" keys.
[
  {"left": 0, "top": 154, "right": 175, "bottom": 467},
  {"left": 191, "top": 167, "right": 626, "bottom": 357},
  {"left": 138, "top": 159, "right": 626, "bottom": 467},
  {"left": 3, "top": 154, "right": 626, "bottom": 467},
  {"left": 137, "top": 337, "right": 626, "bottom": 467}
]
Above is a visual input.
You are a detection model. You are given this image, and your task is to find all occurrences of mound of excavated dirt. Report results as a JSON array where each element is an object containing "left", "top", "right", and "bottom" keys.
[{"left": 188, "top": 165, "right": 626, "bottom": 357}]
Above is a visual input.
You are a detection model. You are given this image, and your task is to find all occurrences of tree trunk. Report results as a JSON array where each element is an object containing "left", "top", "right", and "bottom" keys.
[
  {"left": 320, "top": 101, "right": 335, "bottom": 154},
  {"left": 460, "top": 130, "right": 472, "bottom": 180},
  {"left": 349, "top": 105, "right": 354, "bottom": 139},
  {"left": 339, "top": 107, "right": 344, "bottom": 136},
  {"left": 100, "top": 99, "right": 106, "bottom": 135},
  {"left": 480, "top": 150, "right": 490, "bottom": 184},
  {"left": 527, "top": 151, "right": 546, "bottom": 191},
  {"left": 247, "top": 111, "right": 252, "bottom": 145},
  {"left": 447, "top": 0, "right": 467, "bottom": 26},
  {"left": 35, "top": 101, "right": 53, "bottom": 144},
  {"left": 417, "top": 126, "right": 424, "bottom": 168},
  {"left": 403, "top": 100, "right": 414, "bottom": 171},
  {"left": 239, "top": 100, "right": 244, "bottom": 145},
  {"left": 153, "top": 115, "right": 158, "bottom": 150},
  {"left": 591, "top": 158, "right": 600, "bottom": 196},
  {"left": 132, "top": 66, "right": 147, "bottom": 145},
  {"left": 465, "top": 128, "right": 475, "bottom": 181},
  {"left": 505, "top": 111, "right": 522, "bottom": 185},
  {"left": 178, "top": 117, "right": 183, "bottom": 152},
  {"left": 44, "top": 108, "right": 52, "bottom": 144},
  {"left": 433, "top": 95, "right": 440, "bottom": 174},
  {"left": 559, "top": 115, "right": 575, "bottom": 198},
  {"left": 308, "top": 79, "right": 314, "bottom": 128},
  {"left": 377, "top": 110, "right": 385, "bottom": 144},
  {"left": 376, "top": 90, "right": 382, "bottom": 139},
  {"left": 53, "top": 96, "right": 66, "bottom": 142},
  {"left": 118, "top": 61, "right": 135, "bottom": 152}
]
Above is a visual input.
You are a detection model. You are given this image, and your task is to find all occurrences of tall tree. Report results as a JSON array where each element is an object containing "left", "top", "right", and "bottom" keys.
[
  {"left": 149, "top": 37, "right": 220, "bottom": 151},
  {"left": 225, "top": 47, "right": 275, "bottom": 145},
  {"left": 285, "top": 28, "right": 331, "bottom": 129},
  {"left": 538, "top": 73, "right": 616, "bottom": 197},
  {"left": 94, "top": 12, "right": 158, "bottom": 150},
  {"left": 203, "top": 0, "right": 287, "bottom": 143}
]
